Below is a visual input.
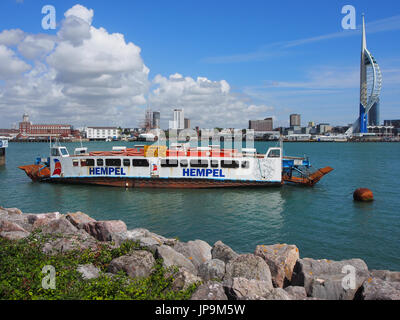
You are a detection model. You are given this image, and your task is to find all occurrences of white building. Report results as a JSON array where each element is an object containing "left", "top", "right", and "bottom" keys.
[
  {"left": 85, "top": 127, "right": 120, "bottom": 141},
  {"left": 170, "top": 109, "right": 184, "bottom": 130}
]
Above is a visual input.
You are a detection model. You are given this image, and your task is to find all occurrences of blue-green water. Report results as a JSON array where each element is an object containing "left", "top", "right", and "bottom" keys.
[{"left": 1, "top": 141, "right": 399, "bottom": 270}]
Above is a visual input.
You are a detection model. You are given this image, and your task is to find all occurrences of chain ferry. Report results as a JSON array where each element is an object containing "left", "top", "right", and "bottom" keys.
[{"left": 19, "top": 143, "right": 332, "bottom": 188}]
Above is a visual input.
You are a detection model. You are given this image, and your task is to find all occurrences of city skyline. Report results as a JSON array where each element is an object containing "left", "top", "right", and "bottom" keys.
[{"left": 0, "top": 1, "right": 399, "bottom": 129}]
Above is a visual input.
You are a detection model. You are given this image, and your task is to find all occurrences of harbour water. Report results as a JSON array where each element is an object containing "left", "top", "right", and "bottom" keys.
[{"left": 0, "top": 141, "right": 399, "bottom": 271}]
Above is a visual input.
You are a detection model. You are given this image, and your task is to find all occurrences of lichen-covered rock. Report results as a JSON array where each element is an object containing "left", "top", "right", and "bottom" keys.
[
  {"left": 190, "top": 281, "right": 228, "bottom": 300},
  {"left": 211, "top": 241, "right": 238, "bottom": 264},
  {"left": 42, "top": 231, "right": 99, "bottom": 255},
  {"left": 77, "top": 264, "right": 101, "bottom": 280},
  {"left": 83, "top": 220, "right": 127, "bottom": 241},
  {"left": 66, "top": 212, "right": 96, "bottom": 229},
  {"left": 115, "top": 228, "right": 178, "bottom": 247},
  {"left": 198, "top": 259, "right": 225, "bottom": 281},
  {"left": 254, "top": 244, "right": 299, "bottom": 288},
  {"left": 291, "top": 258, "right": 369, "bottom": 300},
  {"left": 156, "top": 245, "right": 197, "bottom": 275},
  {"left": 108, "top": 250, "right": 156, "bottom": 278},
  {"left": 225, "top": 254, "right": 273, "bottom": 284},
  {"left": 284, "top": 286, "right": 308, "bottom": 300},
  {"left": 369, "top": 270, "right": 400, "bottom": 282},
  {"left": 174, "top": 240, "right": 212, "bottom": 270},
  {"left": 4, "top": 208, "right": 23, "bottom": 215},
  {"left": 356, "top": 278, "right": 400, "bottom": 300},
  {"left": 170, "top": 268, "right": 202, "bottom": 291}
]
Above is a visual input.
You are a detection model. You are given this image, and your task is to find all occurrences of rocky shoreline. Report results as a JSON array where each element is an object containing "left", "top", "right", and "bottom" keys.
[{"left": 1, "top": 206, "right": 399, "bottom": 300}]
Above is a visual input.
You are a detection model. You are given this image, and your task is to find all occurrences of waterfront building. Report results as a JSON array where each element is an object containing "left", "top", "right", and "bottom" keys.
[
  {"left": 317, "top": 123, "right": 332, "bottom": 134},
  {"left": 384, "top": 120, "right": 400, "bottom": 128},
  {"left": 290, "top": 114, "right": 301, "bottom": 127},
  {"left": 18, "top": 114, "right": 72, "bottom": 137},
  {"left": 85, "top": 127, "right": 120, "bottom": 141},
  {"left": 249, "top": 117, "right": 273, "bottom": 131}
]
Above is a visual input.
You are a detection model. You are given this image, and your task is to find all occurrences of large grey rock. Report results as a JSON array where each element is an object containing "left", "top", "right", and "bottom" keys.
[
  {"left": 115, "top": 228, "right": 178, "bottom": 247},
  {"left": 211, "top": 241, "right": 239, "bottom": 264},
  {"left": 369, "top": 270, "right": 400, "bottom": 282},
  {"left": 284, "top": 286, "right": 308, "bottom": 300},
  {"left": 224, "top": 277, "right": 287, "bottom": 300},
  {"left": 0, "top": 230, "right": 30, "bottom": 240},
  {"left": 254, "top": 244, "right": 299, "bottom": 288},
  {"left": 225, "top": 254, "right": 273, "bottom": 284},
  {"left": 190, "top": 281, "right": 228, "bottom": 300},
  {"left": 198, "top": 259, "right": 225, "bottom": 281},
  {"left": 77, "top": 264, "right": 101, "bottom": 280},
  {"left": 174, "top": 240, "right": 212, "bottom": 270},
  {"left": 42, "top": 231, "right": 99, "bottom": 255},
  {"left": 66, "top": 212, "right": 96, "bottom": 229},
  {"left": 291, "top": 258, "right": 369, "bottom": 300},
  {"left": 108, "top": 250, "right": 156, "bottom": 278},
  {"left": 357, "top": 278, "right": 400, "bottom": 300},
  {"left": 156, "top": 245, "right": 197, "bottom": 275},
  {"left": 170, "top": 268, "right": 202, "bottom": 291},
  {"left": 83, "top": 220, "right": 127, "bottom": 241}
]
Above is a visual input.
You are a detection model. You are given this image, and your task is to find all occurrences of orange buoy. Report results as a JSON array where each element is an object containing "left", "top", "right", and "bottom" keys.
[{"left": 353, "top": 188, "right": 374, "bottom": 202}]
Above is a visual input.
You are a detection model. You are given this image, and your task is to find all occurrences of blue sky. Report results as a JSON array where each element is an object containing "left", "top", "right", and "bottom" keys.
[{"left": 0, "top": 0, "right": 399, "bottom": 128}]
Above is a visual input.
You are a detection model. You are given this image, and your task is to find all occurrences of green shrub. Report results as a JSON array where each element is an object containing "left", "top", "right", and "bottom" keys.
[{"left": 0, "top": 233, "right": 198, "bottom": 300}]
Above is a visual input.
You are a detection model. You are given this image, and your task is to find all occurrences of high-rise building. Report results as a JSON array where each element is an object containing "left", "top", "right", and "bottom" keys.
[
  {"left": 248, "top": 118, "right": 273, "bottom": 131},
  {"left": 171, "top": 109, "right": 184, "bottom": 130},
  {"left": 184, "top": 118, "right": 191, "bottom": 129},
  {"left": 290, "top": 114, "right": 301, "bottom": 127},
  {"left": 152, "top": 111, "right": 160, "bottom": 129}
]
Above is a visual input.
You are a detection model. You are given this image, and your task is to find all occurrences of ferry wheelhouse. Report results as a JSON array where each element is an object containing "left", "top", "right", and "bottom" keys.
[{"left": 19, "top": 144, "right": 332, "bottom": 188}]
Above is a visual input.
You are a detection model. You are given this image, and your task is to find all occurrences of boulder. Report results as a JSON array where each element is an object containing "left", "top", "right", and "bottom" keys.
[
  {"left": 0, "top": 230, "right": 30, "bottom": 240},
  {"left": 41, "top": 217, "right": 79, "bottom": 235},
  {"left": 77, "top": 264, "right": 101, "bottom": 280},
  {"left": 254, "top": 244, "right": 299, "bottom": 288},
  {"left": 225, "top": 254, "right": 273, "bottom": 284},
  {"left": 113, "top": 228, "right": 178, "bottom": 247},
  {"left": 42, "top": 232, "right": 99, "bottom": 255},
  {"left": 4, "top": 208, "right": 23, "bottom": 215},
  {"left": 108, "top": 250, "right": 156, "bottom": 278},
  {"left": 83, "top": 220, "right": 127, "bottom": 241},
  {"left": 291, "top": 258, "right": 369, "bottom": 300},
  {"left": 211, "top": 241, "right": 239, "bottom": 264},
  {"left": 198, "top": 259, "right": 225, "bottom": 281},
  {"left": 66, "top": 212, "right": 96, "bottom": 229},
  {"left": 284, "top": 286, "right": 308, "bottom": 300},
  {"left": 170, "top": 268, "right": 202, "bottom": 291},
  {"left": 190, "top": 281, "right": 228, "bottom": 300},
  {"left": 174, "top": 240, "right": 212, "bottom": 270},
  {"left": 223, "top": 277, "right": 283, "bottom": 300},
  {"left": 0, "top": 219, "right": 28, "bottom": 233},
  {"left": 356, "top": 277, "right": 400, "bottom": 300},
  {"left": 156, "top": 245, "right": 197, "bottom": 275},
  {"left": 369, "top": 270, "right": 400, "bottom": 282}
]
